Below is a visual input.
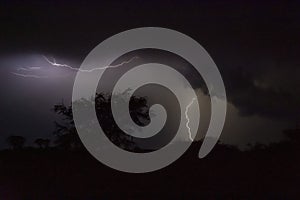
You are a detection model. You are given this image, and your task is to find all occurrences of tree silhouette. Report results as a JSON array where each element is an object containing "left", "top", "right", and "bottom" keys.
[
  {"left": 34, "top": 138, "right": 50, "bottom": 149},
  {"left": 6, "top": 135, "right": 26, "bottom": 150},
  {"left": 53, "top": 92, "right": 150, "bottom": 151}
]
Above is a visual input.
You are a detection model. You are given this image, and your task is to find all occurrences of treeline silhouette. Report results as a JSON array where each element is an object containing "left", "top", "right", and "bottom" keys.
[{"left": 1, "top": 93, "right": 300, "bottom": 199}]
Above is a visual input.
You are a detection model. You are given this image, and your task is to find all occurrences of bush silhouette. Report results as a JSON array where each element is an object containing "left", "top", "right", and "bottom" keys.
[{"left": 6, "top": 135, "right": 26, "bottom": 150}]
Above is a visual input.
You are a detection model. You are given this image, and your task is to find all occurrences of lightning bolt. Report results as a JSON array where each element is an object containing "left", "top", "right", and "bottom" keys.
[
  {"left": 17, "top": 67, "right": 32, "bottom": 71},
  {"left": 185, "top": 97, "right": 196, "bottom": 141},
  {"left": 43, "top": 56, "right": 138, "bottom": 72},
  {"left": 11, "top": 72, "right": 48, "bottom": 79},
  {"left": 12, "top": 56, "right": 138, "bottom": 79},
  {"left": 17, "top": 67, "right": 41, "bottom": 71}
]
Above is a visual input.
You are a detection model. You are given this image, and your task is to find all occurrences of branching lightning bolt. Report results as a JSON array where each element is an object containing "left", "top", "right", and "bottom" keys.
[
  {"left": 185, "top": 97, "right": 196, "bottom": 141},
  {"left": 12, "top": 56, "right": 138, "bottom": 79},
  {"left": 43, "top": 56, "right": 138, "bottom": 72}
]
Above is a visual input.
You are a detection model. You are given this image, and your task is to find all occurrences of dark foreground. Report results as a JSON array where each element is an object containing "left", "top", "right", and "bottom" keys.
[{"left": 0, "top": 141, "right": 299, "bottom": 200}]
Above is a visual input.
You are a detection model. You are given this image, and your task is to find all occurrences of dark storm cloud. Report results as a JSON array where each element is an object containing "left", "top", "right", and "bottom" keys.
[
  {"left": 209, "top": 24, "right": 300, "bottom": 121},
  {"left": 0, "top": 0, "right": 299, "bottom": 147},
  {"left": 222, "top": 64, "right": 300, "bottom": 120}
]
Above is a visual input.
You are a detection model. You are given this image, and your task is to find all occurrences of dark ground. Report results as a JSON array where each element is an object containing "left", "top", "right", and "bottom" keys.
[{"left": 0, "top": 139, "right": 299, "bottom": 200}]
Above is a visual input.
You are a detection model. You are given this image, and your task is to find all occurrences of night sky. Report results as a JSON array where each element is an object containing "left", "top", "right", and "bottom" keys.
[{"left": 0, "top": 0, "right": 299, "bottom": 149}]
